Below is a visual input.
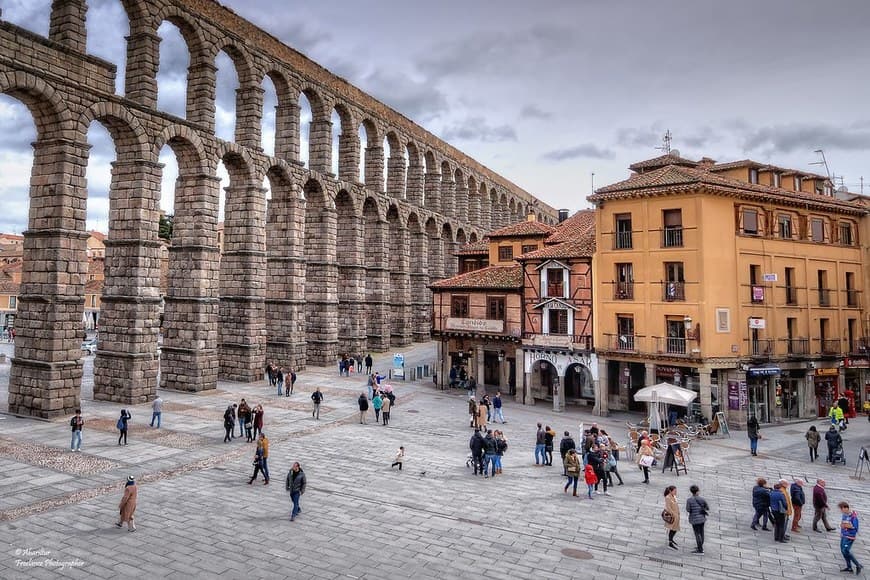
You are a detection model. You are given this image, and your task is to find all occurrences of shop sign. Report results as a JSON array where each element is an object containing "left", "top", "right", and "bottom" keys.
[
  {"left": 762, "top": 273, "right": 778, "bottom": 282},
  {"left": 739, "top": 381, "right": 748, "bottom": 409},
  {"left": 727, "top": 379, "right": 740, "bottom": 410},
  {"left": 655, "top": 365, "right": 683, "bottom": 379},
  {"left": 748, "top": 317, "right": 765, "bottom": 329},
  {"left": 845, "top": 358, "right": 870, "bottom": 368},
  {"left": 815, "top": 368, "right": 840, "bottom": 377},
  {"left": 446, "top": 317, "right": 504, "bottom": 333},
  {"left": 747, "top": 366, "right": 780, "bottom": 377}
]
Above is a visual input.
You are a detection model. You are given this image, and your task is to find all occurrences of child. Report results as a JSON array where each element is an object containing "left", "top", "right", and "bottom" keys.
[
  {"left": 391, "top": 446, "right": 405, "bottom": 471},
  {"left": 584, "top": 463, "right": 598, "bottom": 499}
]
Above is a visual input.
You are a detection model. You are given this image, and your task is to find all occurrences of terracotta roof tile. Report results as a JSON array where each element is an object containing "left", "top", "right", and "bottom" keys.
[
  {"left": 455, "top": 238, "right": 489, "bottom": 256},
  {"left": 545, "top": 210, "right": 595, "bottom": 244},
  {"left": 487, "top": 220, "right": 556, "bottom": 239},
  {"left": 520, "top": 236, "right": 596, "bottom": 259},
  {"left": 87, "top": 230, "right": 106, "bottom": 242},
  {"left": 629, "top": 153, "right": 699, "bottom": 172},
  {"left": 709, "top": 160, "right": 827, "bottom": 181},
  {"left": 85, "top": 279, "right": 103, "bottom": 293},
  {"left": 430, "top": 265, "right": 522, "bottom": 290}
]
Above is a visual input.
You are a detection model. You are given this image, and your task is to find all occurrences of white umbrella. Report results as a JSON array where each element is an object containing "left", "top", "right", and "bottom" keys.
[{"left": 633, "top": 382, "right": 698, "bottom": 407}]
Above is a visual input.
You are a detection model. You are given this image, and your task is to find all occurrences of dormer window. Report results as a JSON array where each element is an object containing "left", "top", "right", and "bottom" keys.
[
  {"left": 749, "top": 168, "right": 759, "bottom": 184},
  {"left": 545, "top": 267, "right": 566, "bottom": 298},
  {"left": 794, "top": 175, "right": 803, "bottom": 191},
  {"left": 773, "top": 172, "right": 782, "bottom": 188}
]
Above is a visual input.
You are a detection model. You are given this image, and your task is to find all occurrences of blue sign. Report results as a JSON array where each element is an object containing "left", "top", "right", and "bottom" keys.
[{"left": 747, "top": 367, "right": 780, "bottom": 377}]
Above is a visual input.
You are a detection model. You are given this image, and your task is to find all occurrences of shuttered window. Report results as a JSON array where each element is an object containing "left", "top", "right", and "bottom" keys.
[{"left": 742, "top": 209, "right": 758, "bottom": 235}]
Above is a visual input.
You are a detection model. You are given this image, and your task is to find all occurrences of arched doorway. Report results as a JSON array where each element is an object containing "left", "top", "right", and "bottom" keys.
[
  {"left": 565, "top": 363, "right": 595, "bottom": 401},
  {"left": 530, "top": 359, "right": 557, "bottom": 400}
]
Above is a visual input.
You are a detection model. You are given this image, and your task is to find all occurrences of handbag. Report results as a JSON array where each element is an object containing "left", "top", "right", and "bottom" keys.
[
  {"left": 608, "top": 454, "right": 618, "bottom": 469},
  {"left": 661, "top": 509, "right": 675, "bottom": 525},
  {"left": 639, "top": 454, "right": 654, "bottom": 468}
]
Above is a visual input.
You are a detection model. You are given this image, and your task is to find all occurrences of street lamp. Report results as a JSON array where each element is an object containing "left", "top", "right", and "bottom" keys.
[
  {"left": 498, "top": 350, "right": 505, "bottom": 362},
  {"left": 683, "top": 315, "right": 693, "bottom": 331}
]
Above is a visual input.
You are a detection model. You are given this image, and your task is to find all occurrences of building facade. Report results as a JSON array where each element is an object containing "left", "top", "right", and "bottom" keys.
[{"left": 590, "top": 153, "right": 867, "bottom": 427}]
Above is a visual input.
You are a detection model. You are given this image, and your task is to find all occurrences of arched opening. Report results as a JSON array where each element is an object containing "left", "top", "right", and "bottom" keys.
[
  {"left": 330, "top": 109, "right": 341, "bottom": 176},
  {"left": 363, "top": 197, "right": 388, "bottom": 351},
  {"left": 298, "top": 92, "right": 312, "bottom": 168},
  {"left": 361, "top": 119, "right": 381, "bottom": 190},
  {"left": 384, "top": 133, "right": 405, "bottom": 197},
  {"left": 406, "top": 142, "right": 423, "bottom": 205},
  {"left": 424, "top": 151, "right": 440, "bottom": 213},
  {"left": 156, "top": 20, "right": 191, "bottom": 118},
  {"left": 303, "top": 178, "right": 337, "bottom": 364},
  {"left": 454, "top": 169, "right": 467, "bottom": 222},
  {"left": 565, "top": 363, "right": 595, "bottom": 401},
  {"left": 357, "top": 121, "right": 368, "bottom": 183},
  {"left": 260, "top": 74, "right": 279, "bottom": 157},
  {"left": 82, "top": 121, "right": 112, "bottom": 345},
  {"left": 213, "top": 50, "right": 240, "bottom": 143},
  {"left": 508, "top": 199, "right": 517, "bottom": 223},
  {"left": 85, "top": 0, "right": 129, "bottom": 95},
  {"left": 531, "top": 359, "right": 557, "bottom": 400},
  {"left": 425, "top": 217, "right": 442, "bottom": 280},
  {"left": 442, "top": 222, "right": 456, "bottom": 277},
  {"left": 469, "top": 232, "right": 479, "bottom": 242}
]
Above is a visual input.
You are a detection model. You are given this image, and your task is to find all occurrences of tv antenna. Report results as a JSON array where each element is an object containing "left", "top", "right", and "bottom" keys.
[
  {"left": 810, "top": 149, "right": 832, "bottom": 179},
  {"left": 655, "top": 130, "right": 673, "bottom": 155}
]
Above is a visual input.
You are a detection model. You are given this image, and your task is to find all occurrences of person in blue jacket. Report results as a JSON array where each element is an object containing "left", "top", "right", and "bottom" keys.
[
  {"left": 838, "top": 501, "right": 863, "bottom": 574},
  {"left": 769, "top": 482, "right": 789, "bottom": 542},
  {"left": 750, "top": 477, "right": 771, "bottom": 531}
]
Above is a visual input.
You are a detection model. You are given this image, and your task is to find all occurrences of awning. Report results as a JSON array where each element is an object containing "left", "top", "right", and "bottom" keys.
[{"left": 633, "top": 382, "right": 698, "bottom": 407}]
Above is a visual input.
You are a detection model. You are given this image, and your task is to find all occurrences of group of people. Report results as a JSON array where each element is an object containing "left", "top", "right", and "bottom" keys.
[
  {"left": 449, "top": 365, "right": 476, "bottom": 393},
  {"left": 468, "top": 428, "right": 508, "bottom": 477},
  {"left": 556, "top": 424, "right": 624, "bottom": 497},
  {"left": 660, "top": 485, "right": 710, "bottom": 554},
  {"left": 467, "top": 392, "right": 506, "bottom": 432},
  {"left": 224, "top": 399, "right": 265, "bottom": 443},
  {"left": 357, "top": 385, "right": 396, "bottom": 426},
  {"left": 339, "top": 353, "right": 374, "bottom": 376},
  {"left": 265, "top": 362, "right": 297, "bottom": 396},
  {"left": 69, "top": 395, "right": 166, "bottom": 452}
]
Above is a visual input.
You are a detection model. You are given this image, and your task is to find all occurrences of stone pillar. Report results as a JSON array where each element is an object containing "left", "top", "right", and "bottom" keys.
[
  {"left": 218, "top": 184, "right": 267, "bottom": 381},
  {"left": 553, "top": 367, "right": 565, "bottom": 412},
  {"left": 424, "top": 171, "right": 441, "bottom": 214},
  {"left": 428, "top": 234, "right": 444, "bottom": 280},
  {"left": 161, "top": 173, "right": 221, "bottom": 392},
  {"left": 390, "top": 225, "right": 412, "bottom": 346},
  {"left": 454, "top": 178, "right": 468, "bottom": 223},
  {"left": 125, "top": 29, "right": 160, "bottom": 107},
  {"left": 386, "top": 155, "right": 406, "bottom": 199},
  {"left": 468, "top": 193, "right": 481, "bottom": 227},
  {"left": 443, "top": 235, "right": 458, "bottom": 278},
  {"left": 304, "top": 206, "right": 339, "bottom": 364},
  {"left": 645, "top": 363, "right": 656, "bottom": 387},
  {"left": 265, "top": 186, "right": 306, "bottom": 370},
  {"left": 441, "top": 177, "right": 455, "bottom": 219},
  {"left": 274, "top": 102, "right": 299, "bottom": 162},
  {"left": 308, "top": 119, "right": 332, "bottom": 174},
  {"left": 337, "top": 217, "right": 366, "bottom": 356},
  {"left": 366, "top": 219, "right": 390, "bottom": 351},
  {"left": 595, "top": 357, "right": 609, "bottom": 416},
  {"left": 9, "top": 138, "right": 89, "bottom": 418},
  {"left": 235, "top": 85, "right": 264, "bottom": 150},
  {"left": 474, "top": 348, "right": 484, "bottom": 389},
  {"left": 186, "top": 61, "right": 217, "bottom": 132},
  {"left": 481, "top": 196, "right": 492, "bottom": 231},
  {"left": 49, "top": 0, "right": 87, "bottom": 53},
  {"left": 409, "top": 230, "right": 430, "bottom": 342},
  {"left": 338, "top": 131, "right": 361, "bottom": 183},
  {"left": 698, "top": 368, "right": 713, "bottom": 422},
  {"left": 93, "top": 159, "right": 162, "bottom": 404},
  {"left": 406, "top": 163, "right": 424, "bottom": 206},
  {"left": 365, "top": 146, "right": 385, "bottom": 192}
]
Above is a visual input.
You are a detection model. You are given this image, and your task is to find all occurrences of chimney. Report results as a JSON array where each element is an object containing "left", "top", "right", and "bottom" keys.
[
  {"left": 558, "top": 209, "right": 569, "bottom": 223},
  {"left": 698, "top": 157, "right": 716, "bottom": 168}
]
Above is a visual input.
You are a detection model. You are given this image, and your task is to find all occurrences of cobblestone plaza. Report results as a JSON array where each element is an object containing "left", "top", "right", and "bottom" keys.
[{"left": 0, "top": 342, "right": 867, "bottom": 579}]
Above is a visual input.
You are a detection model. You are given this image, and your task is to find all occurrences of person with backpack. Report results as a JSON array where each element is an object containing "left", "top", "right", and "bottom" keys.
[
  {"left": 311, "top": 388, "right": 323, "bottom": 420},
  {"left": 286, "top": 462, "right": 306, "bottom": 521},
  {"left": 663, "top": 485, "right": 680, "bottom": 550},
  {"left": 70, "top": 409, "right": 84, "bottom": 452},
  {"left": 559, "top": 431, "right": 576, "bottom": 476},
  {"left": 838, "top": 501, "right": 863, "bottom": 574},
  {"left": 685, "top": 485, "right": 709, "bottom": 554},
  {"left": 117, "top": 409, "right": 132, "bottom": 446},
  {"left": 564, "top": 448, "right": 581, "bottom": 496}
]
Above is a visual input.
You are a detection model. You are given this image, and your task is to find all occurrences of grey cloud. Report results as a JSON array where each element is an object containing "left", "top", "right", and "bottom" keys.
[
  {"left": 439, "top": 117, "right": 517, "bottom": 143},
  {"left": 520, "top": 104, "right": 553, "bottom": 120},
  {"left": 358, "top": 69, "right": 449, "bottom": 123},
  {"left": 616, "top": 125, "right": 664, "bottom": 149},
  {"left": 742, "top": 123, "right": 870, "bottom": 154},
  {"left": 541, "top": 144, "right": 614, "bottom": 162}
]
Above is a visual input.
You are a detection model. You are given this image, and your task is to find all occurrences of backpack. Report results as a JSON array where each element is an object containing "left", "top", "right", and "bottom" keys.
[{"left": 117, "top": 418, "right": 125, "bottom": 430}]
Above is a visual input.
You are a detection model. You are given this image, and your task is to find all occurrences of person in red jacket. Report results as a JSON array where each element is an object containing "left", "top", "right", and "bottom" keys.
[{"left": 584, "top": 463, "right": 598, "bottom": 499}]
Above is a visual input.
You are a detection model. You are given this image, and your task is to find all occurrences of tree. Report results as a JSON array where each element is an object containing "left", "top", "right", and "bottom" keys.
[{"left": 158, "top": 213, "right": 174, "bottom": 241}]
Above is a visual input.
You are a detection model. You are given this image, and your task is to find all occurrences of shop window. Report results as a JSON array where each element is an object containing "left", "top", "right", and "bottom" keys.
[
  {"left": 498, "top": 246, "right": 513, "bottom": 261},
  {"left": 548, "top": 308, "right": 568, "bottom": 335},
  {"left": 451, "top": 295, "right": 469, "bottom": 318},
  {"left": 486, "top": 296, "right": 505, "bottom": 321}
]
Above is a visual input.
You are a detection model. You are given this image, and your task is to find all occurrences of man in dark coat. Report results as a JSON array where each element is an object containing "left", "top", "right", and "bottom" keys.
[
  {"left": 825, "top": 425, "right": 842, "bottom": 463},
  {"left": 812, "top": 479, "right": 836, "bottom": 532},
  {"left": 286, "top": 462, "right": 306, "bottom": 521},
  {"left": 469, "top": 430, "right": 485, "bottom": 476},
  {"left": 483, "top": 430, "right": 498, "bottom": 478},
  {"left": 750, "top": 478, "right": 771, "bottom": 530},
  {"left": 790, "top": 479, "right": 806, "bottom": 532},
  {"left": 357, "top": 392, "right": 369, "bottom": 424}
]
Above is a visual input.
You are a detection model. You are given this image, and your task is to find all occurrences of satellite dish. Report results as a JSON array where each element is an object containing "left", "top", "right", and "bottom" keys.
[
  {"left": 837, "top": 185, "right": 849, "bottom": 193},
  {"left": 670, "top": 149, "right": 681, "bottom": 158}
]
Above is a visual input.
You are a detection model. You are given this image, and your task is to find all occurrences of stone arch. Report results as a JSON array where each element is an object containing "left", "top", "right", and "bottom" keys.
[
  {"left": 440, "top": 160, "right": 455, "bottom": 219},
  {"left": 384, "top": 130, "right": 405, "bottom": 199},
  {"left": 564, "top": 363, "right": 595, "bottom": 401},
  {"left": 153, "top": 6, "right": 211, "bottom": 124},
  {"left": 508, "top": 198, "right": 517, "bottom": 223},
  {"left": 423, "top": 150, "right": 440, "bottom": 213},
  {"left": 210, "top": 42, "right": 258, "bottom": 146},
  {"left": 0, "top": 71, "right": 67, "bottom": 139},
  {"left": 153, "top": 124, "right": 209, "bottom": 174},
  {"left": 299, "top": 85, "right": 331, "bottom": 172},
  {"left": 215, "top": 142, "right": 256, "bottom": 183},
  {"left": 453, "top": 168, "right": 468, "bottom": 223},
  {"left": 405, "top": 141, "right": 424, "bottom": 205},
  {"left": 469, "top": 232, "right": 479, "bottom": 242},
  {"left": 76, "top": 102, "right": 149, "bottom": 161},
  {"left": 335, "top": 188, "right": 365, "bottom": 354},
  {"left": 456, "top": 228, "right": 467, "bottom": 245},
  {"left": 360, "top": 118, "right": 383, "bottom": 190},
  {"left": 387, "top": 203, "right": 411, "bottom": 345},
  {"left": 363, "top": 195, "right": 389, "bottom": 351},
  {"left": 260, "top": 68, "right": 294, "bottom": 159}
]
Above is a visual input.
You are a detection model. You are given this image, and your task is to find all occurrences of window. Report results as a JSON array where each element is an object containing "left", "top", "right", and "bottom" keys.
[
  {"left": 715, "top": 308, "right": 730, "bottom": 333},
  {"left": 9, "top": 296, "right": 16, "bottom": 309},
  {"left": 848, "top": 318, "right": 857, "bottom": 353},
  {"left": 615, "top": 214, "right": 632, "bottom": 249},
  {"left": 794, "top": 175, "right": 803, "bottom": 191},
  {"left": 450, "top": 295, "right": 469, "bottom": 318},
  {"left": 662, "top": 209, "right": 683, "bottom": 247},
  {"left": 778, "top": 214, "right": 792, "bottom": 239},
  {"left": 742, "top": 209, "right": 758, "bottom": 235},
  {"left": 546, "top": 268, "right": 565, "bottom": 297},
  {"left": 615, "top": 263, "right": 633, "bottom": 300},
  {"left": 773, "top": 172, "right": 781, "bottom": 188},
  {"left": 785, "top": 267, "right": 797, "bottom": 305},
  {"left": 749, "top": 168, "right": 759, "bottom": 184},
  {"left": 839, "top": 222, "right": 853, "bottom": 245},
  {"left": 497, "top": 246, "right": 513, "bottom": 261},
  {"left": 818, "top": 270, "right": 829, "bottom": 306},
  {"left": 750, "top": 264, "right": 763, "bottom": 303},
  {"left": 666, "top": 318, "right": 687, "bottom": 354},
  {"left": 810, "top": 218, "right": 824, "bottom": 242},
  {"left": 548, "top": 309, "right": 568, "bottom": 335},
  {"left": 486, "top": 296, "right": 505, "bottom": 321},
  {"left": 846, "top": 271, "right": 858, "bottom": 307},
  {"left": 617, "top": 315, "right": 634, "bottom": 350},
  {"left": 90, "top": 295, "right": 97, "bottom": 308},
  {"left": 664, "top": 262, "right": 685, "bottom": 301},
  {"left": 521, "top": 244, "right": 538, "bottom": 254}
]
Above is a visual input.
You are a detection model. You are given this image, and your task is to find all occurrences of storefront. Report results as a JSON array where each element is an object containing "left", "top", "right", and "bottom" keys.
[
  {"left": 606, "top": 360, "right": 647, "bottom": 412},
  {"left": 844, "top": 357, "right": 868, "bottom": 414},
  {"left": 523, "top": 349, "right": 598, "bottom": 411},
  {"left": 814, "top": 367, "right": 840, "bottom": 417},
  {"left": 746, "top": 366, "right": 780, "bottom": 423},
  {"left": 777, "top": 368, "right": 807, "bottom": 420},
  {"left": 655, "top": 365, "right": 701, "bottom": 420}
]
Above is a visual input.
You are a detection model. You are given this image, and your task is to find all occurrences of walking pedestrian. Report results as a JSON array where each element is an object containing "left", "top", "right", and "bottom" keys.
[
  {"left": 825, "top": 425, "right": 842, "bottom": 463},
  {"left": 115, "top": 475, "right": 137, "bottom": 532},
  {"left": 381, "top": 394, "right": 391, "bottom": 426},
  {"left": 365, "top": 353, "right": 373, "bottom": 375},
  {"left": 812, "top": 479, "right": 836, "bottom": 532},
  {"left": 806, "top": 426, "right": 820, "bottom": 462},
  {"left": 391, "top": 446, "right": 405, "bottom": 470},
  {"left": 264, "top": 361, "right": 273, "bottom": 388},
  {"left": 286, "top": 462, "right": 306, "bottom": 521},
  {"left": 289, "top": 369, "right": 297, "bottom": 395},
  {"left": 248, "top": 438, "right": 266, "bottom": 484},
  {"left": 544, "top": 425, "right": 556, "bottom": 466},
  {"left": 469, "top": 429, "right": 485, "bottom": 476},
  {"left": 356, "top": 354, "right": 363, "bottom": 374},
  {"left": 750, "top": 477, "right": 771, "bottom": 531},
  {"left": 770, "top": 482, "right": 789, "bottom": 542},
  {"left": 372, "top": 392, "right": 383, "bottom": 423},
  {"left": 311, "top": 388, "right": 323, "bottom": 420},
  {"left": 276, "top": 367, "right": 285, "bottom": 396},
  {"left": 637, "top": 439, "right": 654, "bottom": 484},
  {"left": 117, "top": 409, "right": 132, "bottom": 446},
  {"left": 535, "top": 423, "right": 546, "bottom": 465},
  {"left": 475, "top": 399, "right": 487, "bottom": 432},
  {"left": 252, "top": 404, "right": 264, "bottom": 439},
  {"left": 589, "top": 444, "right": 609, "bottom": 495},
  {"left": 150, "top": 395, "right": 163, "bottom": 428},
  {"left": 237, "top": 398, "right": 251, "bottom": 438},
  {"left": 492, "top": 391, "right": 506, "bottom": 423},
  {"left": 777, "top": 479, "right": 794, "bottom": 538},
  {"left": 481, "top": 394, "right": 491, "bottom": 423},
  {"left": 838, "top": 501, "right": 863, "bottom": 574},
  {"left": 747, "top": 415, "right": 760, "bottom": 456},
  {"left": 468, "top": 396, "right": 478, "bottom": 428},
  {"left": 790, "top": 479, "right": 805, "bottom": 532},
  {"left": 223, "top": 404, "right": 236, "bottom": 443},
  {"left": 584, "top": 463, "right": 597, "bottom": 499},
  {"left": 663, "top": 485, "right": 680, "bottom": 550},
  {"left": 607, "top": 438, "right": 624, "bottom": 486},
  {"left": 564, "top": 448, "right": 581, "bottom": 496},
  {"left": 685, "top": 484, "right": 709, "bottom": 554},
  {"left": 70, "top": 408, "right": 83, "bottom": 452},
  {"left": 559, "top": 431, "right": 576, "bottom": 476},
  {"left": 358, "top": 392, "right": 369, "bottom": 424}
]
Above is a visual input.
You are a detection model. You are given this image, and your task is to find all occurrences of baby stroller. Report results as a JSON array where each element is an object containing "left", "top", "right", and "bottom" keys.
[
  {"left": 831, "top": 443, "right": 847, "bottom": 466},
  {"left": 465, "top": 453, "right": 474, "bottom": 469}
]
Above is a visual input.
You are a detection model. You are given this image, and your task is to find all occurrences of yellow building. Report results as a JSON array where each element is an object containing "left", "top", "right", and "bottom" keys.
[{"left": 589, "top": 153, "right": 867, "bottom": 426}]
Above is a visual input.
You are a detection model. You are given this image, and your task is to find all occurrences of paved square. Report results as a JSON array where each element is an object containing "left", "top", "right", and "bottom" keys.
[{"left": 0, "top": 342, "right": 867, "bottom": 579}]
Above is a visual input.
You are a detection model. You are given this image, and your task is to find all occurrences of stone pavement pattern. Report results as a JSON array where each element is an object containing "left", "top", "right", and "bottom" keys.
[{"left": 0, "top": 342, "right": 868, "bottom": 579}]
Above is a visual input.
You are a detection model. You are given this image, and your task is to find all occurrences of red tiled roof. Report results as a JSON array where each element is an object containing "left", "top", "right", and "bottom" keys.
[
  {"left": 589, "top": 163, "right": 864, "bottom": 215},
  {"left": 0, "top": 234, "right": 23, "bottom": 241},
  {"left": 519, "top": 236, "right": 595, "bottom": 259},
  {"left": 487, "top": 220, "right": 556, "bottom": 239},
  {"left": 629, "top": 153, "right": 698, "bottom": 172},
  {"left": 709, "top": 159, "right": 827, "bottom": 181},
  {"left": 545, "top": 210, "right": 595, "bottom": 244},
  {"left": 0, "top": 280, "right": 19, "bottom": 294},
  {"left": 455, "top": 238, "right": 489, "bottom": 256},
  {"left": 430, "top": 265, "right": 522, "bottom": 290},
  {"left": 87, "top": 231, "right": 106, "bottom": 242},
  {"left": 85, "top": 279, "right": 103, "bottom": 293}
]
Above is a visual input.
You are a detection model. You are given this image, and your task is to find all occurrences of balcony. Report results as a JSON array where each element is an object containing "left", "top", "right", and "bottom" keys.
[
  {"left": 783, "top": 338, "right": 809, "bottom": 356},
  {"left": 614, "top": 231, "right": 633, "bottom": 250},
  {"left": 661, "top": 227, "right": 683, "bottom": 248},
  {"left": 818, "top": 289, "right": 832, "bottom": 307},
  {"left": 820, "top": 338, "right": 841, "bottom": 356},
  {"left": 853, "top": 337, "right": 870, "bottom": 355},
  {"left": 663, "top": 281, "right": 685, "bottom": 302},
  {"left": 654, "top": 336, "right": 688, "bottom": 356},
  {"left": 603, "top": 333, "right": 640, "bottom": 352},
  {"left": 522, "top": 332, "right": 592, "bottom": 351},
  {"left": 846, "top": 289, "right": 859, "bottom": 308},
  {"left": 746, "top": 338, "right": 774, "bottom": 358},
  {"left": 614, "top": 281, "right": 634, "bottom": 300}
]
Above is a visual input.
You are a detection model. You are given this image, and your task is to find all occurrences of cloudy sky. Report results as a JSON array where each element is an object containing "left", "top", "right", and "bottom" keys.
[{"left": 1, "top": 0, "right": 869, "bottom": 234}]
